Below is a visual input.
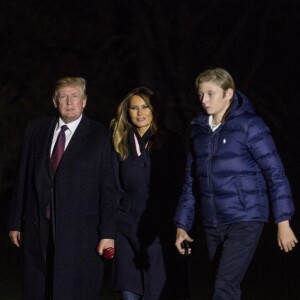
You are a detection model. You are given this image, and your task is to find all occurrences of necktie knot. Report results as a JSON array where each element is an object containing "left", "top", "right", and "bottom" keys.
[{"left": 61, "top": 125, "right": 68, "bottom": 133}]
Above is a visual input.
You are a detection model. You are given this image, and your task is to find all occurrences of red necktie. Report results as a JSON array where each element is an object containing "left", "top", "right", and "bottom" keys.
[
  {"left": 46, "top": 125, "right": 68, "bottom": 219},
  {"left": 50, "top": 125, "right": 68, "bottom": 175}
]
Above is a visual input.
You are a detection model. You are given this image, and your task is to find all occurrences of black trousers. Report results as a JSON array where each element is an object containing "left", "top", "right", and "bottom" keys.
[{"left": 204, "top": 221, "right": 264, "bottom": 300}]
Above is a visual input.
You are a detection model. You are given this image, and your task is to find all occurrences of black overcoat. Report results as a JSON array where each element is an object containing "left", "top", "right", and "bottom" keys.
[
  {"left": 112, "top": 130, "right": 190, "bottom": 300},
  {"left": 7, "top": 115, "right": 117, "bottom": 300}
]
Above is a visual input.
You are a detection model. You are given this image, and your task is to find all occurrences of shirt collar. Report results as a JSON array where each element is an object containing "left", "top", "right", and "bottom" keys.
[
  {"left": 209, "top": 115, "right": 222, "bottom": 132},
  {"left": 57, "top": 115, "right": 82, "bottom": 133}
]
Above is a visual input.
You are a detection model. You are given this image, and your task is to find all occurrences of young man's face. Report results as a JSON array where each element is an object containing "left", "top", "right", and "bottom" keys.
[
  {"left": 53, "top": 85, "right": 87, "bottom": 124},
  {"left": 198, "top": 81, "right": 233, "bottom": 121}
]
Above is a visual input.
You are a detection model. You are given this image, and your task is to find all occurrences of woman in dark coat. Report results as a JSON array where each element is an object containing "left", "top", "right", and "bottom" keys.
[
  {"left": 175, "top": 68, "right": 298, "bottom": 300},
  {"left": 110, "top": 87, "right": 189, "bottom": 300}
]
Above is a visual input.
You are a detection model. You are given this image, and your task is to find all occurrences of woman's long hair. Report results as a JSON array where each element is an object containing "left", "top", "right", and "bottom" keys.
[{"left": 111, "top": 87, "right": 166, "bottom": 160}]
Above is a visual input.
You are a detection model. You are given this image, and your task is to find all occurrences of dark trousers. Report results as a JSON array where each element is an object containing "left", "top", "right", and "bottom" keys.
[
  {"left": 204, "top": 221, "right": 264, "bottom": 300},
  {"left": 121, "top": 291, "right": 142, "bottom": 300}
]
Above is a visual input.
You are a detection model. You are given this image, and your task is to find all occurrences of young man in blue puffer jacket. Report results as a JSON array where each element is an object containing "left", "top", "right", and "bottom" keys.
[{"left": 175, "top": 68, "right": 297, "bottom": 300}]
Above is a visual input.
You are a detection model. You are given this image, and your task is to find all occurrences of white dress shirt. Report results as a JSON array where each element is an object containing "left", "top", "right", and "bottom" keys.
[{"left": 50, "top": 115, "right": 82, "bottom": 156}]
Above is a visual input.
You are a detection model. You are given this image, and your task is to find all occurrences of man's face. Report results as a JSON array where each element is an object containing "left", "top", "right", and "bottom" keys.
[
  {"left": 198, "top": 81, "right": 232, "bottom": 120},
  {"left": 53, "top": 85, "right": 87, "bottom": 124}
]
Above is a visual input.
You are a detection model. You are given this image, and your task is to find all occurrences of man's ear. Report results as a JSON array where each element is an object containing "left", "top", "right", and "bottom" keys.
[
  {"left": 225, "top": 88, "right": 234, "bottom": 100},
  {"left": 53, "top": 98, "right": 58, "bottom": 108},
  {"left": 82, "top": 97, "right": 87, "bottom": 109}
]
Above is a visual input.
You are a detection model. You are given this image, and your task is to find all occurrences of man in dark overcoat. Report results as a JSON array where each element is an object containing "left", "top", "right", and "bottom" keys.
[{"left": 7, "top": 77, "right": 117, "bottom": 299}]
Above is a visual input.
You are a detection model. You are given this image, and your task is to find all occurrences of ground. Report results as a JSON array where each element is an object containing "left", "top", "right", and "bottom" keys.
[{"left": 1, "top": 224, "right": 300, "bottom": 300}]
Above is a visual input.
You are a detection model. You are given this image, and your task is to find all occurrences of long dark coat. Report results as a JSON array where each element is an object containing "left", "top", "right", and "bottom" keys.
[
  {"left": 7, "top": 115, "right": 117, "bottom": 300},
  {"left": 112, "top": 130, "right": 190, "bottom": 300}
]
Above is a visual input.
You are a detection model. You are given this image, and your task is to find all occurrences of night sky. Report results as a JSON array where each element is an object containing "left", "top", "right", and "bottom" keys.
[
  {"left": 0, "top": 1, "right": 300, "bottom": 297},
  {"left": 1, "top": 0, "right": 300, "bottom": 202}
]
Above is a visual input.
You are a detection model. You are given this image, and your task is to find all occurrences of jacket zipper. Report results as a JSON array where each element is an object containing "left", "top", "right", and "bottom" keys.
[{"left": 208, "top": 130, "right": 218, "bottom": 227}]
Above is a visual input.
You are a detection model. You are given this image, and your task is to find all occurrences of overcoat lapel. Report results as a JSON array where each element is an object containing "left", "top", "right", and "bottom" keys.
[{"left": 34, "top": 117, "right": 57, "bottom": 206}]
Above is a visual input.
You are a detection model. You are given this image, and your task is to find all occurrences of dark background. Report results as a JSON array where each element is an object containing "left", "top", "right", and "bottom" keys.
[{"left": 0, "top": 1, "right": 300, "bottom": 299}]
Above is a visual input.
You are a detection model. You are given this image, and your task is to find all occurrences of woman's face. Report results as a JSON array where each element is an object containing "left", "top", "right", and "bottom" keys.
[{"left": 128, "top": 95, "right": 153, "bottom": 136}]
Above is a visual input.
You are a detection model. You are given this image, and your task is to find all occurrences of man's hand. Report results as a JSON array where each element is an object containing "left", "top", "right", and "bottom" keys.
[
  {"left": 175, "top": 228, "right": 193, "bottom": 255},
  {"left": 9, "top": 231, "right": 22, "bottom": 248},
  {"left": 277, "top": 220, "right": 298, "bottom": 252},
  {"left": 97, "top": 239, "right": 115, "bottom": 258}
]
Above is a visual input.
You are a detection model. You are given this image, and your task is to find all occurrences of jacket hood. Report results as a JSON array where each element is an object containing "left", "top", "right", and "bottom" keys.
[
  {"left": 192, "top": 90, "right": 255, "bottom": 126},
  {"left": 228, "top": 90, "right": 255, "bottom": 118}
]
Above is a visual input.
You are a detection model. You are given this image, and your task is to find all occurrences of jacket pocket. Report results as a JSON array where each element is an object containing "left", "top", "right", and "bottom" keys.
[{"left": 235, "top": 177, "right": 246, "bottom": 209}]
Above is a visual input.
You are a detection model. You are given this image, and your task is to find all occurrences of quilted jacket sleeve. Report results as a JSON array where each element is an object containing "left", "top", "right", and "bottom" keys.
[
  {"left": 174, "top": 153, "right": 197, "bottom": 232},
  {"left": 246, "top": 116, "right": 294, "bottom": 223}
]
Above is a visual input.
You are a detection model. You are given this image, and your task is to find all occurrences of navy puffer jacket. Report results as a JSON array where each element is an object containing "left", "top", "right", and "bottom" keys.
[{"left": 175, "top": 91, "right": 294, "bottom": 230}]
